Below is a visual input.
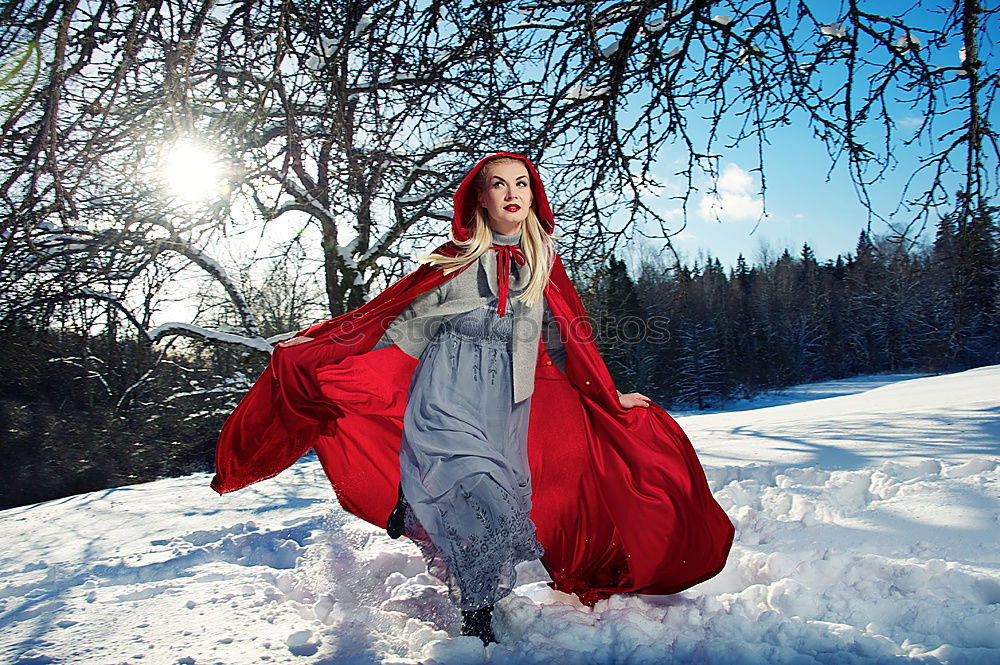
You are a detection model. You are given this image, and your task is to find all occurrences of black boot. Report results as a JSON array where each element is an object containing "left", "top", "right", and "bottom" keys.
[
  {"left": 386, "top": 483, "right": 407, "bottom": 539},
  {"left": 461, "top": 604, "right": 497, "bottom": 646}
]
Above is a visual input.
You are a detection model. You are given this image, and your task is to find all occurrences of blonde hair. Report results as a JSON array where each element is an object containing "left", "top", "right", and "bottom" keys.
[{"left": 417, "top": 157, "right": 558, "bottom": 307}]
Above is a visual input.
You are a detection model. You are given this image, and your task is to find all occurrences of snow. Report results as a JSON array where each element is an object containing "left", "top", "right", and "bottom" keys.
[
  {"left": 355, "top": 14, "right": 373, "bottom": 37},
  {"left": 563, "top": 84, "right": 611, "bottom": 101},
  {"left": 147, "top": 321, "right": 273, "bottom": 353},
  {"left": 600, "top": 40, "right": 620, "bottom": 58},
  {"left": 281, "top": 178, "right": 335, "bottom": 225},
  {"left": 2, "top": 366, "right": 998, "bottom": 664},
  {"left": 821, "top": 23, "right": 848, "bottom": 40},
  {"left": 738, "top": 45, "right": 764, "bottom": 65},
  {"left": 893, "top": 34, "right": 923, "bottom": 53},
  {"left": 645, "top": 18, "right": 667, "bottom": 35}
]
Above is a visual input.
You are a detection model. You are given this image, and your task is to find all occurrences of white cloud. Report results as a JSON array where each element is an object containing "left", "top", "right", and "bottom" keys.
[{"left": 698, "top": 162, "right": 764, "bottom": 223}]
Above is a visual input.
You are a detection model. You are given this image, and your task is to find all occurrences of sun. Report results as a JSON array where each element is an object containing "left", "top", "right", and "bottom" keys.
[{"left": 159, "top": 138, "right": 225, "bottom": 204}]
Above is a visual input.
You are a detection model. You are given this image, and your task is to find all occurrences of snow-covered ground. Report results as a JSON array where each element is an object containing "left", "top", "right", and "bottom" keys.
[{"left": 2, "top": 366, "right": 998, "bottom": 665}]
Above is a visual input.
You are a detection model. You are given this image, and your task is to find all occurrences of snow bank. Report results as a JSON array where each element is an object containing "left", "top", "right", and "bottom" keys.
[{"left": 1, "top": 366, "right": 997, "bottom": 664}]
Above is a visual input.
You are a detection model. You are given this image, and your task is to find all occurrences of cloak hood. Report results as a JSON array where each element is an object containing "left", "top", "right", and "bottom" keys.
[{"left": 451, "top": 152, "right": 555, "bottom": 241}]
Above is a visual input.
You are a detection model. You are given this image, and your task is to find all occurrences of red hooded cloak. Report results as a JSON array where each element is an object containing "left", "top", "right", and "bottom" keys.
[{"left": 211, "top": 152, "right": 734, "bottom": 607}]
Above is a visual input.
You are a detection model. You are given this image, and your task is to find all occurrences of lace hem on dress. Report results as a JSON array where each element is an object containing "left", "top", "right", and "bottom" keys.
[{"left": 401, "top": 473, "right": 545, "bottom": 611}]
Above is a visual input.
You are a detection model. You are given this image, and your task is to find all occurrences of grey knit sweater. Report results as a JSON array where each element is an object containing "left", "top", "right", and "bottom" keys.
[{"left": 372, "top": 228, "right": 620, "bottom": 403}]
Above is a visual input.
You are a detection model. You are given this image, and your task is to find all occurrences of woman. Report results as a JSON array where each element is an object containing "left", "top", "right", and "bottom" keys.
[{"left": 212, "top": 152, "right": 734, "bottom": 647}]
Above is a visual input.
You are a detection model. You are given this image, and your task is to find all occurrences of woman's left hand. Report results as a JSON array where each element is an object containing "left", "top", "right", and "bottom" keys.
[{"left": 619, "top": 392, "right": 652, "bottom": 409}]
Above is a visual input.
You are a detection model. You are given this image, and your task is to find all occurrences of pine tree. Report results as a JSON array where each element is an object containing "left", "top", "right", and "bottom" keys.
[
  {"left": 931, "top": 192, "right": 1000, "bottom": 368},
  {"left": 800, "top": 242, "right": 817, "bottom": 268},
  {"left": 856, "top": 230, "right": 876, "bottom": 264},
  {"left": 734, "top": 253, "right": 751, "bottom": 285},
  {"left": 595, "top": 257, "right": 646, "bottom": 393},
  {"left": 844, "top": 230, "right": 881, "bottom": 372},
  {"left": 674, "top": 321, "right": 726, "bottom": 410},
  {"left": 956, "top": 197, "right": 1000, "bottom": 364},
  {"left": 727, "top": 252, "right": 758, "bottom": 396}
]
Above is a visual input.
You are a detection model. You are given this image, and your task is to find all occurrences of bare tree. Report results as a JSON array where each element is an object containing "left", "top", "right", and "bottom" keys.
[{"left": 0, "top": 0, "right": 996, "bottom": 354}]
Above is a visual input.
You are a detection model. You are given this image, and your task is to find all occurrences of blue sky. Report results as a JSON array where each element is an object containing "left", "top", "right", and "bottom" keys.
[
  {"left": 632, "top": 103, "right": 947, "bottom": 272},
  {"left": 645, "top": 126, "right": 895, "bottom": 271},
  {"left": 595, "top": 1, "right": 984, "bottom": 274}
]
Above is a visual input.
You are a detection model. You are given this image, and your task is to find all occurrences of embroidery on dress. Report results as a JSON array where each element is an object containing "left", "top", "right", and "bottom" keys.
[{"left": 402, "top": 479, "right": 545, "bottom": 611}]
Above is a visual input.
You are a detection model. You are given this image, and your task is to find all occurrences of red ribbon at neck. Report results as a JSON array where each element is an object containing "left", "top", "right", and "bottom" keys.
[{"left": 489, "top": 244, "right": 527, "bottom": 317}]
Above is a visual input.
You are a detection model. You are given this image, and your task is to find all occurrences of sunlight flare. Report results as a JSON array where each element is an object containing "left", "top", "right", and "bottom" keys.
[{"left": 159, "top": 138, "right": 226, "bottom": 204}]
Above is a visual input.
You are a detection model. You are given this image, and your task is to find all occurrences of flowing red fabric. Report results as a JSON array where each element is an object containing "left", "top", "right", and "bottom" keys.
[{"left": 211, "top": 152, "right": 734, "bottom": 606}]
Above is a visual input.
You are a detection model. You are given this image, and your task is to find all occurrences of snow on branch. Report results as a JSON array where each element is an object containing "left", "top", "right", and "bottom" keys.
[
  {"left": 156, "top": 239, "right": 261, "bottom": 339},
  {"left": 148, "top": 322, "right": 273, "bottom": 353}
]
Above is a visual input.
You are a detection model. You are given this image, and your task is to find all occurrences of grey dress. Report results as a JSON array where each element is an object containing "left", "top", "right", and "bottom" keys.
[{"left": 392, "top": 239, "right": 547, "bottom": 611}]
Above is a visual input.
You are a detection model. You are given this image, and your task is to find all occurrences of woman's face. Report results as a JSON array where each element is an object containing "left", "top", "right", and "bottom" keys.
[{"left": 477, "top": 160, "right": 533, "bottom": 231}]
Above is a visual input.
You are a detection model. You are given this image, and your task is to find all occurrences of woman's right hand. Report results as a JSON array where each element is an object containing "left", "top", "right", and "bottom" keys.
[{"left": 275, "top": 335, "right": 314, "bottom": 348}]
